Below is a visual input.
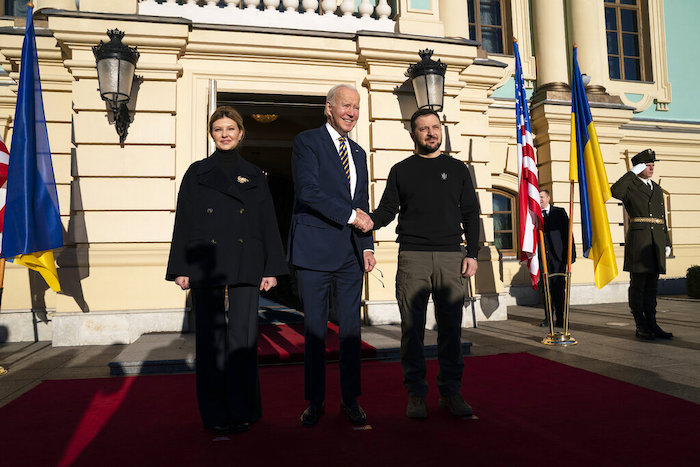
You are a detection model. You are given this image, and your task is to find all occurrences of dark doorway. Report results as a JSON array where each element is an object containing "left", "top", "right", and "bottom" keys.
[{"left": 217, "top": 92, "right": 326, "bottom": 308}]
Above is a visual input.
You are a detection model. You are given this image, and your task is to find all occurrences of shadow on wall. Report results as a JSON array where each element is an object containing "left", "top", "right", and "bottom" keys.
[
  {"left": 28, "top": 147, "right": 91, "bottom": 314},
  {"left": 393, "top": 79, "right": 419, "bottom": 127},
  {"left": 507, "top": 260, "right": 541, "bottom": 306}
]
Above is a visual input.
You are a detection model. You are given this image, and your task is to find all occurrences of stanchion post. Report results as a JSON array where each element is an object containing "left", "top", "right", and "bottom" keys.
[
  {"left": 0, "top": 258, "right": 6, "bottom": 375},
  {"left": 564, "top": 181, "right": 575, "bottom": 337},
  {"left": 537, "top": 230, "right": 555, "bottom": 337},
  {"left": 541, "top": 182, "right": 577, "bottom": 347}
]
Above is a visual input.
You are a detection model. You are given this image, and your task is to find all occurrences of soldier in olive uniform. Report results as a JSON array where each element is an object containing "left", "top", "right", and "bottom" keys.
[{"left": 611, "top": 149, "right": 672, "bottom": 340}]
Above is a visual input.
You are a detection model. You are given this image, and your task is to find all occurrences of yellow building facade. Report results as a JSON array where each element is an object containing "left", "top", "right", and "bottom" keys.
[{"left": 0, "top": 0, "right": 697, "bottom": 345}]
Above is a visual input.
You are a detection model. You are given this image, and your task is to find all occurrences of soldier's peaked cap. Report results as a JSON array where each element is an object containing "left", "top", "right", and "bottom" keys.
[{"left": 631, "top": 148, "right": 657, "bottom": 165}]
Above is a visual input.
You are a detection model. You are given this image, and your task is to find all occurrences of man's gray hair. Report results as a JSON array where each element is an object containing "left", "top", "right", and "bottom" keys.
[{"left": 326, "top": 84, "right": 358, "bottom": 105}]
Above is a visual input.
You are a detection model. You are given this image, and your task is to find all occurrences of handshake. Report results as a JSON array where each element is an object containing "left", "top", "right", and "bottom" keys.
[{"left": 352, "top": 208, "right": 374, "bottom": 233}]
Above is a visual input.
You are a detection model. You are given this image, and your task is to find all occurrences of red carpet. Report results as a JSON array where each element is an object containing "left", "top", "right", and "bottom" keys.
[
  {"left": 1, "top": 353, "right": 697, "bottom": 467},
  {"left": 258, "top": 323, "right": 376, "bottom": 363}
]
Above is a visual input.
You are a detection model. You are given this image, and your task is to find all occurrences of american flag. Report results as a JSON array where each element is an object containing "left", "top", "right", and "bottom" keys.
[
  {"left": 514, "top": 40, "right": 543, "bottom": 289},
  {"left": 0, "top": 135, "right": 8, "bottom": 253}
]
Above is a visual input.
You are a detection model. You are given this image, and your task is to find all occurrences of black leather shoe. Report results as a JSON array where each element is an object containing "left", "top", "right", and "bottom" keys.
[
  {"left": 632, "top": 311, "right": 655, "bottom": 340},
  {"left": 635, "top": 328, "right": 655, "bottom": 340},
  {"left": 205, "top": 424, "right": 231, "bottom": 435},
  {"left": 232, "top": 422, "right": 251, "bottom": 432},
  {"left": 539, "top": 320, "right": 550, "bottom": 327},
  {"left": 340, "top": 401, "right": 367, "bottom": 425},
  {"left": 650, "top": 323, "right": 673, "bottom": 339},
  {"left": 300, "top": 404, "right": 324, "bottom": 427}
]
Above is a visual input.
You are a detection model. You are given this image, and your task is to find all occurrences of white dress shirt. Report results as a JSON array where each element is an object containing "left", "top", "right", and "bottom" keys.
[{"left": 325, "top": 122, "right": 358, "bottom": 224}]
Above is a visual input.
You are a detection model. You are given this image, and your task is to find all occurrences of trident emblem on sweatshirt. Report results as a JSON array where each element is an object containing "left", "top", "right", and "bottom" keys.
[{"left": 441, "top": 173, "right": 448, "bottom": 180}]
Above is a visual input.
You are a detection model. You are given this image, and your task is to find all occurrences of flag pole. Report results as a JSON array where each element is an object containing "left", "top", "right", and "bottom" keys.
[
  {"left": 0, "top": 257, "right": 6, "bottom": 375},
  {"left": 563, "top": 181, "right": 575, "bottom": 336},
  {"left": 0, "top": 258, "right": 7, "bottom": 376},
  {"left": 538, "top": 229, "right": 555, "bottom": 337},
  {"left": 0, "top": 258, "right": 5, "bottom": 308},
  {"left": 0, "top": 0, "right": 34, "bottom": 378}
]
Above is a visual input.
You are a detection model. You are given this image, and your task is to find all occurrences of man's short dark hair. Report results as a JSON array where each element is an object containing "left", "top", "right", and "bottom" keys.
[
  {"left": 539, "top": 188, "right": 551, "bottom": 197},
  {"left": 410, "top": 108, "right": 440, "bottom": 133}
]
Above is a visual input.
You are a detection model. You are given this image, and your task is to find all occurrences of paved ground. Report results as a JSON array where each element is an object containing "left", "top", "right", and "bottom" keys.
[{"left": 1, "top": 298, "right": 698, "bottom": 408}]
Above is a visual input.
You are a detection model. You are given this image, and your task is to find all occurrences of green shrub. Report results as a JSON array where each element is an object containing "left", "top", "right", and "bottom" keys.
[{"left": 687, "top": 265, "right": 700, "bottom": 299}]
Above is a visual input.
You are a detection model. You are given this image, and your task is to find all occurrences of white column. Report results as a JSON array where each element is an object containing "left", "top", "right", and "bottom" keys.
[
  {"left": 531, "top": 0, "right": 569, "bottom": 90},
  {"left": 568, "top": 0, "right": 609, "bottom": 90}
]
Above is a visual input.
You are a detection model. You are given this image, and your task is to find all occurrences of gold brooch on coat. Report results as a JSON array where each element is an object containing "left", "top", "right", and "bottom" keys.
[{"left": 237, "top": 176, "right": 249, "bottom": 184}]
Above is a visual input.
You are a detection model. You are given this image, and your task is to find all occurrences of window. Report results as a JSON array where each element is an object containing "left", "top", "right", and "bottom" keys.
[
  {"left": 605, "top": 0, "right": 651, "bottom": 81},
  {"left": 2, "top": 0, "right": 28, "bottom": 17},
  {"left": 468, "top": 0, "right": 511, "bottom": 55},
  {"left": 491, "top": 189, "right": 517, "bottom": 256}
]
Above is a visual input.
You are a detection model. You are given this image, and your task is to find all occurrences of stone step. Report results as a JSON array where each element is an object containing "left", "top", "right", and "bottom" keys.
[{"left": 109, "top": 327, "right": 471, "bottom": 376}]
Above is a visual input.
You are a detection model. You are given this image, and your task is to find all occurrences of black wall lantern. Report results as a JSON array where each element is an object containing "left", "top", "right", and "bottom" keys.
[
  {"left": 406, "top": 49, "right": 447, "bottom": 112},
  {"left": 93, "top": 29, "right": 139, "bottom": 146}
]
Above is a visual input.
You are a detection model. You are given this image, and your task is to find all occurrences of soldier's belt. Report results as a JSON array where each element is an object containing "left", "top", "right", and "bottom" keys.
[{"left": 630, "top": 217, "right": 664, "bottom": 225}]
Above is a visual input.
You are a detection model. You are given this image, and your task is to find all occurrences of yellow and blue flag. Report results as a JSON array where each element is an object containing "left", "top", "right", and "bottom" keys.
[
  {"left": 0, "top": 5, "right": 62, "bottom": 292},
  {"left": 569, "top": 47, "right": 617, "bottom": 289}
]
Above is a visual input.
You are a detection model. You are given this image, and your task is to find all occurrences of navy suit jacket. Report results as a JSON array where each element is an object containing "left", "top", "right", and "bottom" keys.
[
  {"left": 287, "top": 125, "right": 373, "bottom": 271},
  {"left": 542, "top": 205, "right": 575, "bottom": 273}
]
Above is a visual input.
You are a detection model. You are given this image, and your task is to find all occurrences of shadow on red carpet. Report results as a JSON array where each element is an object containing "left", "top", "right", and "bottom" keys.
[
  {"left": 258, "top": 322, "right": 376, "bottom": 363},
  {"left": 0, "top": 353, "right": 697, "bottom": 466}
]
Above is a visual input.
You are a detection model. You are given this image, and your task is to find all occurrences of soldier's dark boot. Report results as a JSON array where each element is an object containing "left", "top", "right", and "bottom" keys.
[
  {"left": 631, "top": 311, "right": 654, "bottom": 340},
  {"left": 646, "top": 310, "right": 673, "bottom": 339}
]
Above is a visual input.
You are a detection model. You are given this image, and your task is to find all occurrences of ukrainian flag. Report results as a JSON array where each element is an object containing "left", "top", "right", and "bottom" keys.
[
  {"left": 569, "top": 47, "right": 618, "bottom": 289},
  {"left": 1, "top": 5, "right": 62, "bottom": 292}
]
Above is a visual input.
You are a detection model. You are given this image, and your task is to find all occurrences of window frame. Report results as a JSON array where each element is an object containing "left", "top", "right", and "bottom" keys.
[
  {"left": 602, "top": 0, "right": 671, "bottom": 111},
  {"left": 468, "top": 0, "right": 513, "bottom": 56},
  {"left": 490, "top": 188, "right": 518, "bottom": 258},
  {"left": 604, "top": 0, "right": 653, "bottom": 82}
]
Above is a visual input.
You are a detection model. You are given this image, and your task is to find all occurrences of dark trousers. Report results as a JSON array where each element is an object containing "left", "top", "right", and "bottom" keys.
[
  {"left": 192, "top": 285, "right": 261, "bottom": 427},
  {"left": 296, "top": 250, "right": 363, "bottom": 406},
  {"left": 629, "top": 272, "right": 659, "bottom": 316},
  {"left": 396, "top": 250, "right": 465, "bottom": 398},
  {"left": 541, "top": 273, "right": 566, "bottom": 323}
]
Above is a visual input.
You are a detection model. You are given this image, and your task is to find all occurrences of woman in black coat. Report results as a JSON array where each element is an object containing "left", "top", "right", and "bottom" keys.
[{"left": 166, "top": 106, "right": 287, "bottom": 434}]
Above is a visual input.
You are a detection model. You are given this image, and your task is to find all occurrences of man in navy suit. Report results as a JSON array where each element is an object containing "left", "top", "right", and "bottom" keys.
[
  {"left": 288, "top": 84, "right": 375, "bottom": 427},
  {"left": 539, "top": 189, "right": 575, "bottom": 327}
]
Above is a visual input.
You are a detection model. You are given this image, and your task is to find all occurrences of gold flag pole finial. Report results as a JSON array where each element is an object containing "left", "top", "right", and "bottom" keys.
[{"left": 27, "top": 1, "right": 34, "bottom": 8}]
